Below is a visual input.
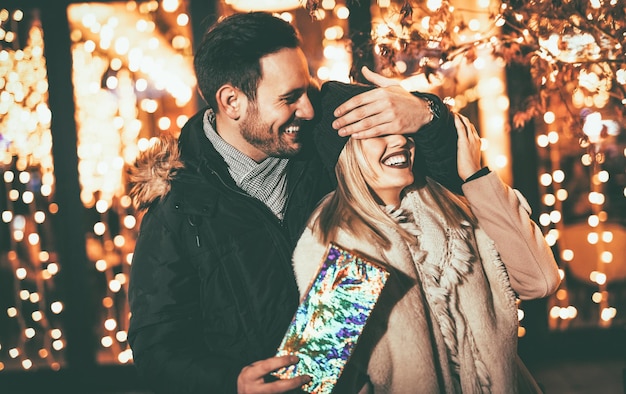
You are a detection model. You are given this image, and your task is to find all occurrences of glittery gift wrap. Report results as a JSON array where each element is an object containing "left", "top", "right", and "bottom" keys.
[{"left": 273, "top": 243, "right": 389, "bottom": 394}]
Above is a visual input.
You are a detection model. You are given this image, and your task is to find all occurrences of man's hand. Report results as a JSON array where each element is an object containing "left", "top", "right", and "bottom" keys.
[
  {"left": 332, "top": 66, "right": 432, "bottom": 139},
  {"left": 454, "top": 113, "right": 483, "bottom": 181},
  {"left": 237, "top": 355, "right": 311, "bottom": 394}
]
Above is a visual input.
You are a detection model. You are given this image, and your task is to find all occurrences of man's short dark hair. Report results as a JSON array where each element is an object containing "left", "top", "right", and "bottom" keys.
[{"left": 193, "top": 12, "right": 302, "bottom": 110}]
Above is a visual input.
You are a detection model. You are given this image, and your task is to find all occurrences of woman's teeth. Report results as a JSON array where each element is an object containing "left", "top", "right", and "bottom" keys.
[{"left": 383, "top": 153, "right": 408, "bottom": 167}]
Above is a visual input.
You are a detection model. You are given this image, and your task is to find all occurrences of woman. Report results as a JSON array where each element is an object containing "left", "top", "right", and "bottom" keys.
[{"left": 291, "top": 81, "right": 561, "bottom": 393}]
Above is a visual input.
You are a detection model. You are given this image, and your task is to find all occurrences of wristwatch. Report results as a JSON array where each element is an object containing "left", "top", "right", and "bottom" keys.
[{"left": 422, "top": 95, "right": 441, "bottom": 124}]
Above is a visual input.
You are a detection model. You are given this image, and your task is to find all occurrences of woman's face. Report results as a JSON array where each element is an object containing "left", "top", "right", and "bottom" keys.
[{"left": 360, "top": 134, "right": 415, "bottom": 206}]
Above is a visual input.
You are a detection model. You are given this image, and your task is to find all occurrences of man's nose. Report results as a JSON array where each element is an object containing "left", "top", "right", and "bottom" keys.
[{"left": 295, "top": 94, "right": 315, "bottom": 120}]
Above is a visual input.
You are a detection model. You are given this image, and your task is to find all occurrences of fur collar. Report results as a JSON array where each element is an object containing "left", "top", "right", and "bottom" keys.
[{"left": 128, "top": 135, "right": 183, "bottom": 211}]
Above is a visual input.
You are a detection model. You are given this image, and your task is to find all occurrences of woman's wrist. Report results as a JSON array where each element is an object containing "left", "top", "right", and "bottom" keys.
[{"left": 464, "top": 166, "right": 491, "bottom": 183}]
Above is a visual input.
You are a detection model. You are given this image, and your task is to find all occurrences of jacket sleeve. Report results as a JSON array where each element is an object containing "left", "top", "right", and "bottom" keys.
[
  {"left": 128, "top": 208, "right": 241, "bottom": 393},
  {"left": 411, "top": 92, "right": 464, "bottom": 195},
  {"left": 462, "top": 171, "right": 561, "bottom": 300}
]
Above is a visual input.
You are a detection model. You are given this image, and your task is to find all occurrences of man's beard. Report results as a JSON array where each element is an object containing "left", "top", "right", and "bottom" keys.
[{"left": 239, "top": 105, "right": 302, "bottom": 159}]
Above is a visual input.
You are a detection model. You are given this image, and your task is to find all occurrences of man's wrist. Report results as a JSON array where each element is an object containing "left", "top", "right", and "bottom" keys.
[
  {"left": 422, "top": 96, "right": 440, "bottom": 125},
  {"left": 412, "top": 92, "right": 442, "bottom": 128}
]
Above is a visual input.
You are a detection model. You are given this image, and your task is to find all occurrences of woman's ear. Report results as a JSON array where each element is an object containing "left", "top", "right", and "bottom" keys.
[{"left": 216, "top": 85, "right": 244, "bottom": 120}]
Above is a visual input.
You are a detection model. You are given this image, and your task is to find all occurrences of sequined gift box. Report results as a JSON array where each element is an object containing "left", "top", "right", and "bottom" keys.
[{"left": 273, "top": 243, "right": 390, "bottom": 394}]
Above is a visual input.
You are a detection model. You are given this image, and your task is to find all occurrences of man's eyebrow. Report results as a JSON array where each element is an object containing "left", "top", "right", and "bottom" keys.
[{"left": 279, "top": 87, "right": 307, "bottom": 99}]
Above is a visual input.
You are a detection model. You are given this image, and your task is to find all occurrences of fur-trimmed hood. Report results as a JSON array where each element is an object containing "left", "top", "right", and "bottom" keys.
[{"left": 128, "top": 135, "right": 184, "bottom": 211}]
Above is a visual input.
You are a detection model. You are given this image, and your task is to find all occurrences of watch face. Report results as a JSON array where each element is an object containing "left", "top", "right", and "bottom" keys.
[{"left": 424, "top": 96, "right": 440, "bottom": 121}]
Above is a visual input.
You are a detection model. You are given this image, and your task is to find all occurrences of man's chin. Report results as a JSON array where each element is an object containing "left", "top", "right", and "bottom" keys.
[{"left": 273, "top": 143, "right": 302, "bottom": 158}]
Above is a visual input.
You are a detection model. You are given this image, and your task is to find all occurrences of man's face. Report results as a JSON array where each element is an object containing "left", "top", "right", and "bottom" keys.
[{"left": 239, "top": 47, "right": 314, "bottom": 161}]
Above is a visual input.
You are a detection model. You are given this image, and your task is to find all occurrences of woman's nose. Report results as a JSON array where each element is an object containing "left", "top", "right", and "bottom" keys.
[{"left": 387, "top": 134, "right": 414, "bottom": 148}]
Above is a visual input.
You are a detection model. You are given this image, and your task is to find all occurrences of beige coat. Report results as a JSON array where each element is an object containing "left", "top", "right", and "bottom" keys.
[{"left": 292, "top": 172, "right": 560, "bottom": 393}]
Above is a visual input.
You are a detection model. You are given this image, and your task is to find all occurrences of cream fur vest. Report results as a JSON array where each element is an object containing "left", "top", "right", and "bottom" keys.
[{"left": 292, "top": 186, "right": 536, "bottom": 394}]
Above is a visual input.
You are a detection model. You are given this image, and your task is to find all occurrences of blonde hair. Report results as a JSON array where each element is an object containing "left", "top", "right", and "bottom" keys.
[{"left": 312, "top": 138, "right": 476, "bottom": 249}]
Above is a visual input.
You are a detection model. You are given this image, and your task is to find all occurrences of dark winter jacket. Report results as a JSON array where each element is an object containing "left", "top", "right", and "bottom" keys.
[{"left": 128, "top": 94, "right": 460, "bottom": 393}]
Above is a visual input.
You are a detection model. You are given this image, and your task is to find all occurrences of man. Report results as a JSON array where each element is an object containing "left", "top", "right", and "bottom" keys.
[{"left": 127, "top": 11, "right": 460, "bottom": 394}]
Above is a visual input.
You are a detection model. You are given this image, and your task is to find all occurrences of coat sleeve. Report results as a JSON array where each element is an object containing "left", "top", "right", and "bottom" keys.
[
  {"left": 411, "top": 92, "right": 464, "bottom": 195},
  {"left": 462, "top": 172, "right": 561, "bottom": 300},
  {"left": 128, "top": 208, "right": 242, "bottom": 393}
]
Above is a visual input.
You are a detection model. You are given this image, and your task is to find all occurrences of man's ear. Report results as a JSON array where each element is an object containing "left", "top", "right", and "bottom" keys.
[{"left": 216, "top": 85, "right": 244, "bottom": 120}]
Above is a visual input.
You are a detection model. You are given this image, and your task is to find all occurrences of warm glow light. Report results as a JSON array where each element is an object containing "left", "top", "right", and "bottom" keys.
[
  {"left": 52, "top": 340, "right": 64, "bottom": 351},
  {"left": 34, "top": 211, "right": 46, "bottom": 223},
  {"left": 543, "top": 194, "right": 556, "bottom": 206},
  {"left": 601, "top": 251, "right": 613, "bottom": 263},
  {"left": 592, "top": 292, "right": 603, "bottom": 303},
  {"left": 226, "top": 0, "right": 302, "bottom": 12},
  {"left": 51, "top": 329, "right": 62, "bottom": 340},
  {"left": 322, "top": 0, "right": 336, "bottom": 9},
  {"left": 540, "top": 173, "right": 552, "bottom": 186},
  {"left": 115, "top": 273, "right": 127, "bottom": 285},
  {"left": 116, "top": 331, "right": 128, "bottom": 342},
  {"left": 562, "top": 249, "right": 574, "bottom": 261},
  {"left": 104, "top": 318, "right": 118, "bottom": 331},
  {"left": 95, "top": 260, "right": 108, "bottom": 272},
  {"left": 335, "top": 6, "right": 350, "bottom": 19},
  {"left": 94, "top": 222, "right": 106, "bottom": 236},
  {"left": 583, "top": 112, "right": 603, "bottom": 143},
  {"left": 588, "top": 191, "right": 605, "bottom": 205},
  {"left": 552, "top": 170, "right": 565, "bottom": 183},
  {"left": 109, "top": 280, "right": 122, "bottom": 293},
  {"left": 118, "top": 349, "right": 133, "bottom": 363},
  {"left": 47, "top": 263, "right": 59, "bottom": 275},
  {"left": 123, "top": 215, "right": 137, "bottom": 229},
  {"left": 597, "top": 170, "right": 609, "bottom": 183},
  {"left": 537, "top": 134, "right": 550, "bottom": 148},
  {"left": 114, "top": 235, "right": 126, "bottom": 248},
  {"left": 101, "top": 336, "right": 114, "bottom": 348},
  {"left": 549, "top": 210, "right": 561, "bottom": 223},
  {"left": 545, "top": 231, "right": 558, "bottom": 246},
  {"left": 162, "top": 0, "right": 180, "bottom": 12},
  {"left": 600, "top": 307, "right": 616, "bottom": 321},
  {"left": 51, "top": 301, "right": 63, "bottom": 314},
  {"left": 15, "top": 268, "right": 27, "bottom": 280}
]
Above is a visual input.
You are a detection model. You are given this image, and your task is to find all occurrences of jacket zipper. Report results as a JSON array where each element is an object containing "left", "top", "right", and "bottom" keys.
[{"left": 201, "top": 161, "right": 300, "bottom": 358}]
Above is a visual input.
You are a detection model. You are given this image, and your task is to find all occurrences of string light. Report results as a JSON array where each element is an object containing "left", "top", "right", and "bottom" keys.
[
  {"left": 303, "top": 0, "right": 626, "bottom": 332},
  {"left": 66, "top": 0, "right": 197, "bottom": 365},
  {"left": 0, "top": 0, "right": 196, "bottom": 371},
  {"left": 0, "top": 6, "right": 62, "bottom": 372},
  {"left": 2, "top": 0, "right": 624, "bottom": 375}
]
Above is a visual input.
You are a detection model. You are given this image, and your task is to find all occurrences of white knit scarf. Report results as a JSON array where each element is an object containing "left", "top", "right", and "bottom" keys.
[{"left": 392, "top": 188, "right": 492, "bottom": 392}]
